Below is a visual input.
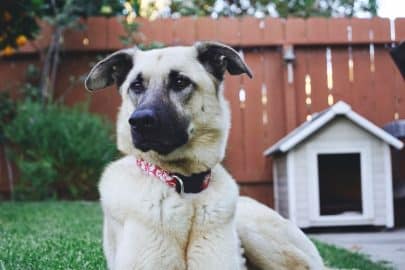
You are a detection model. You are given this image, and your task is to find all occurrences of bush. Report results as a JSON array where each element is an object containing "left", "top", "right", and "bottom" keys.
[{"left": 4, "top": 101, "right": 118, "bottom": 200}]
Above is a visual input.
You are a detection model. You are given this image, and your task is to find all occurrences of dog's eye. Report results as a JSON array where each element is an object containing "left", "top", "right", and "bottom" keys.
[
  {"left": 173, "top": 76, "right": 191, "bottom": 91},
  {"left": 129, "top": 80, "right": 145, "bottom": 94}
]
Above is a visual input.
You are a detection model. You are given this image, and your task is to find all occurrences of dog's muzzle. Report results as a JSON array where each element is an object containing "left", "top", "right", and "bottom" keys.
[{"left": 128, "top": 106, "right": 189, "bottom": 155}]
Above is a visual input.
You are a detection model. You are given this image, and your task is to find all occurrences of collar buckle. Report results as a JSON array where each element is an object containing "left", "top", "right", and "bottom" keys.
[{"left": 172, "top": 175, "right": 184, "bottom": 195}]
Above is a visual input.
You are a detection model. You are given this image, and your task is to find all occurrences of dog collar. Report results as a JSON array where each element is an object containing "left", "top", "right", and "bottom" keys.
[{"left": 136, "top": 159, "right": 211, "bottom": 195}]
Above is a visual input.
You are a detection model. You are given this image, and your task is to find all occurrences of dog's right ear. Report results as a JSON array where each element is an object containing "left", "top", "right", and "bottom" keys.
[{"left": 85, "top": 47, "right": 136, "bottom": 91}]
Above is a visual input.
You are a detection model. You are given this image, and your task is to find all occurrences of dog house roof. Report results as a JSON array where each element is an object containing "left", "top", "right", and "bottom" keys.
[
  {"left": 264, "top": 101, "right": 404, "bottom": 156},
  {"left": 383, "top": 120, "right": 405, "bottom": 139}
]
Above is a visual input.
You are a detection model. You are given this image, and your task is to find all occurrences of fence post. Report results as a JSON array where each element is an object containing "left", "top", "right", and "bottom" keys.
[{"left": 283, "top": 44, "right": 297, "bottom": 132}]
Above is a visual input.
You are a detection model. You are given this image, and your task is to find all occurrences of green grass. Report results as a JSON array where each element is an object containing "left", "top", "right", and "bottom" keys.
[
  {"left": 0, "top": 202, "right": 393, "bottom": 270},
  {"left": 313, "top": 240, "right": 393, "bottom": 270},
  {"left": 0, "top": 202, "right": 106, "bottom": 270}
]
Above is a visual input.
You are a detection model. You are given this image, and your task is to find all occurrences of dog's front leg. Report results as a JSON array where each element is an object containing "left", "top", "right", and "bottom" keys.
[
  {"left": 187, "top": 224, "right": 245, "bottom": 270},
  {"left": 103, "top": 214, "right": 120, "bottom": 270},
  {"left": 113, "top": 218, "right": 186, "bottom": 270}
]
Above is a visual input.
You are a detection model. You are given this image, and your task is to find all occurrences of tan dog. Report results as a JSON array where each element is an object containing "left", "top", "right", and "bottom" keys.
[{"left": 85, "top": 42, "right": 324, "bottom": 270}]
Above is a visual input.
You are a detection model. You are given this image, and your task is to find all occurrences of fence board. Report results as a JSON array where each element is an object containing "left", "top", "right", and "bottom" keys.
[
  {"left": 395, "top": 18, "right": 405, "bottom": 42},
  {"left": 87, "top": 17, "right": 109, "bottom": 50},
  {"left": 331, "top": 47, "right": 352, "bottom": 103},
  {"left": 262, "top": 18, "right": 285, "bottom": 45},
  {"left": 195, "top": 17, "right": 217, "bottom": 41},
  {"left": 263, "top": 49, "right": 285, "bottom": 180},
  {"left": 374, "top": 47, "right": 396, "bottom": 125},
  {"left": 263, "top": 49, "right": 286, "bottom": 142},
  {"left": 150, "top": 19, "right": 174, "bottom": 45},
  {"left": 240, "top": 17, "right": 263, "bottom": 46},
  {"left": 242, "top": 51, "right": 269, "bottom": 182},
  {"left": 286, "top": 18, "right": 306, "bottom": 44},
  {"left": 63, "top": 20, "right": 88, "bottom": 51},
  {"left": 239, "top": 183, "right": 274, "bottom": 207},
  {"left": 308, "top": 48, "right": 329, "bottom": 113},
  {"left": 328, "top": 18, "right": 351, "bottom": 44},
  {"left": 294, "top": 48, "right": 310, "bottom": 124},
  {"left": 108, "top": 17, "right": 127, "bottom": 50},
  {"left": 217, "top": 17, "right": 240, "bottom": 45},
  {"left": 370, "top": 17, "right": 391, "bottom": 43},
  {"left": 223, "top": 75, "right": 246, "bottom": 181},
  {"left": 306, "top": 18, "right": 328, "bottom": 44},
  {"left": 351, "top": 18, "right": 371, "bottom": 43},
  {"left": 173, "top": 17, "right": 196, "bottom": 45},
  {"left": 13, "top": 17, "right": 403, "bottom": 54},
  {"left": 351, "top": 47, "right": 374, "bottom": 120}
]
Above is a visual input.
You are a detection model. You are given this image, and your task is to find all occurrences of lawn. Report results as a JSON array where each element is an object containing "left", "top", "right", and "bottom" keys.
[{"left": 0, "top": 202, "right": 393, "bottom": 270}]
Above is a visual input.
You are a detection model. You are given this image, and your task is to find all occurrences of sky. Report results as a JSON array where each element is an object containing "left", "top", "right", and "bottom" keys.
[{"left": 378, "top": 0, "right": 405, "bottom": 18}]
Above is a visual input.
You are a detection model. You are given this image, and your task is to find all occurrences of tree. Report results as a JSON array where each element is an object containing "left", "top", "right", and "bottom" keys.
[
  {"left": 169, "top": 0, "right": 378, "bottom": 18},
  {"left": 0, "top": 0, "right": 124, "bottom": 101}
]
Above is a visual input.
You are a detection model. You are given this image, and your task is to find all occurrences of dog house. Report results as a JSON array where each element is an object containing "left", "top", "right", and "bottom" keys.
[{"left": 264, "top": 101, "right": 403, "bottom": 228}]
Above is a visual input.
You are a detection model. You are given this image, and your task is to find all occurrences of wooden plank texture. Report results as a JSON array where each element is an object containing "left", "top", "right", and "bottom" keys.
[
  {"left": 239, "top": 183, "right": 274, "bottom": 207},
  {"left": 241, "top": 51, "right": 269, "bottom": 182},
  {"left": 223, "top": 74, "right": 246, "bottom": 181},
  {"left": 308, "top": 48, "right": 328, "bottom": 112},
  {"left": 294, "top": 48, "right": 309, "bottom": 124},
  {"left": 395, "top": 18, "right": 405, "bottom": 42},
  {"left": 173, "top": 17, "right": 196, "bottom": 45},
  {"left": 374, "top": 47, "right": 396, "bottom": 125},
  {"left": 331, "top": 47, "right": 352, "bottom": 104},
  {"left": 2, "top": 17, "right": 404, "bottom": 208}
]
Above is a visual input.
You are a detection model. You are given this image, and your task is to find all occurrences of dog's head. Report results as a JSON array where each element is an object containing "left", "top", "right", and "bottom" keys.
[{"left": 85, "top": 42, "right": 252, "bottom": 175}]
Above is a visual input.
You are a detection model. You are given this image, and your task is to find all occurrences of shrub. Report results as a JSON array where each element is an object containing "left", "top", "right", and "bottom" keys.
[{"left": 4, "top": 101, "right": 118, "bottom": 200}]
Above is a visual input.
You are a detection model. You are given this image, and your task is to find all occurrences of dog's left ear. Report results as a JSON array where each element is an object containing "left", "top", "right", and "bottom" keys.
[
  {"left": 85, "top": 47, "right": 136, "bottom": 91},
  {"left": 195, "top": 41, "right": 253, "bottom": 80}
]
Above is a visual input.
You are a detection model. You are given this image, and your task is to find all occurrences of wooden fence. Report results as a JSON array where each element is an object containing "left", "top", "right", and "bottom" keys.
[{"left": 1, "top": 17, "right": 405, "bottom": 205}]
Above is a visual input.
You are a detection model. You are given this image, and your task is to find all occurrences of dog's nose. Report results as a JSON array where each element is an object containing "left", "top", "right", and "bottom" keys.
[{"left": 129, "top": 109, "right": 159, "bottom": 132}]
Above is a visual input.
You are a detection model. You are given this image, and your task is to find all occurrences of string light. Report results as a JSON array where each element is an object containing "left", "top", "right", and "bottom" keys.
[
  {"left": 305, "top": 74, "right": 311, "bottom": 95},
  {"left": 328, "top": 94, "right": 334, "bottom": 106},
  {"left": 261, "top": 83, "right": 268, "bottom": 105},
  {"left": 82, "top": 37, "right": 89, "bottom": 46},
  {"left": 326, "top": 47, "right": 333, "bottom": 90},
  {"left": 348, "top": 57, "right": 354, "bottom": 82},
  {"left": 369, "top": 30, "right": 375, "bottom": 73},
  {"left": 261, "top": 83, "right": 268, "bottom": 125},
  {"left": 239, "top": 88, "right": 246, "bottom": 109},
  {"left": 394, "top": 112, "right": 399, "bottom": 120},
  {"left": 347, "top": 26, "right": 354, "bottom": 82}
]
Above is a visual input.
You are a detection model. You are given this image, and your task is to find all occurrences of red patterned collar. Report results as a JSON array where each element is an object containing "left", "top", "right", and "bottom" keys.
[{"left": 136, "top": 159, "right": 211, "bottom": 194}]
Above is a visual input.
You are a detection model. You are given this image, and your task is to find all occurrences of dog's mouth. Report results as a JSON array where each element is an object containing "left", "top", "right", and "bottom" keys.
[{"left": 132, "top": 132, "right": 189, "bottom": 155}]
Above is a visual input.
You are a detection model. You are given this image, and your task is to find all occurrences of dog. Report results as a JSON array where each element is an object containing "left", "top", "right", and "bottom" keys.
[{"left": 85, "top": 41, "right": 324, "bottom": 270}]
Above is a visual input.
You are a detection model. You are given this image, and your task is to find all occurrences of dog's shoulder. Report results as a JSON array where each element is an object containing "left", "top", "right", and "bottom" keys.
[
  {"left": 99, "top": 156, "right": 191, "bottom": 225},
  {"left": 99, "top": 156, "right": 154, "bottom": 216},
  {"left": 99, "top": 155, "right": 141, "bottom": 190}
]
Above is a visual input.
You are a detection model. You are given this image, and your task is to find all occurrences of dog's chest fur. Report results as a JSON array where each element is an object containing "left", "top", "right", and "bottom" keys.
[{"left": 99, "top": 156, "right": 245, "bottom": 270}]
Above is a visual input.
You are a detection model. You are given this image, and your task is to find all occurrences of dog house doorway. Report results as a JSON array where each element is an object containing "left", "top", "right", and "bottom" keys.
[
  {"left": 309, "top": 144, "right": 374, "bottom": 225},
  {"left": 317, "top": 153, "right": 363, "bottom": 216}
]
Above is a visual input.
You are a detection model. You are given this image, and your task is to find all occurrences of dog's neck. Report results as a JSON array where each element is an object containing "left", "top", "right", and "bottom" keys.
[{"left": 136, "top": 158, "right": 211, "bottom": 194}]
